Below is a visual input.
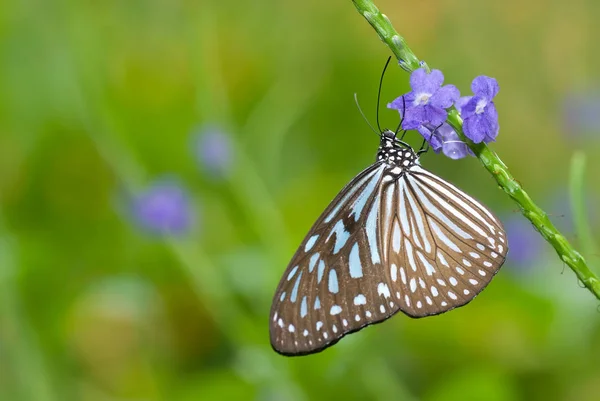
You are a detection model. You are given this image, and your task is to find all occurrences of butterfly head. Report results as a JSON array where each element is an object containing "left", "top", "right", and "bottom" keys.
[{"left": 377, "top": 129, "right": 419, "bottom": 168}]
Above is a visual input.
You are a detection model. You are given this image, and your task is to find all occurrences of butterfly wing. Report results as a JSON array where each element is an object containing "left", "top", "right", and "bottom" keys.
[
  {"left": 270, "top": 163, "right": 403, "bottom": 355},
  {"left": 270, "top": 161, "right": 508, "bottom": 356},
  {"left": 383, "top": 165, "right": 507, "bottom": 317}
]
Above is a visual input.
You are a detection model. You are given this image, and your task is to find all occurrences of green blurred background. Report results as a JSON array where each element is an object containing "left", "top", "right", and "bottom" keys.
[{"left": 2, "top": 0, "right": 600, "bottom": 400}]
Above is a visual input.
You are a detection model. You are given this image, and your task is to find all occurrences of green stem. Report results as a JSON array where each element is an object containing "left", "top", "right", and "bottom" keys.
[{"left": 352, "top": 0, "right": 600, "bottom": 300}]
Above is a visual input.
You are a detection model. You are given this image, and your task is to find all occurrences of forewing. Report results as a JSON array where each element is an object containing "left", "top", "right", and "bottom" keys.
[
  {"left": 270, "top": 163, "right": 402, "bottom": 356},
  {"left": 384, "top": 165, "right": 508, "bottom": 317}
]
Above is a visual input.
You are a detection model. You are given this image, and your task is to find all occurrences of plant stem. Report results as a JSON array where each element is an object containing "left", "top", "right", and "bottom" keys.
[{"left": 352, "top": 0, "right": 600, "bottom": 300}]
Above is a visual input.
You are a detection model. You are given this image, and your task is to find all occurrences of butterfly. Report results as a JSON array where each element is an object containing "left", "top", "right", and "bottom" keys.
[{"left": 269, "top": 129, "right": 508, "bottom": 356}]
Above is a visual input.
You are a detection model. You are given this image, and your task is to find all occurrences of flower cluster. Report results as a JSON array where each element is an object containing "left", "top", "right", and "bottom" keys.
[{"left": 388, "top": 68, "right": 500, "bottom": 159}]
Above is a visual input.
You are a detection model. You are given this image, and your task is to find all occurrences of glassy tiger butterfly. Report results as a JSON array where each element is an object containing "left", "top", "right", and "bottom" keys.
[{"left": 269, "top": 129, "right": 507, "bottom": 356}]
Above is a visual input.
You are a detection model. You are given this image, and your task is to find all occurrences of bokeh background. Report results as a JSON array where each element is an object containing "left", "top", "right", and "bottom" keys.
[{"left": 2, "top": 1, "right": 600, "bottom": 400}]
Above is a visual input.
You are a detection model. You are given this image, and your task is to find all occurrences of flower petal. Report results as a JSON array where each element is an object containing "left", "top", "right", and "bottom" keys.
[
  {"left": 471, "top": 76, "right": 499, "bottom": 100},
  {"left": 422, "top": 105, "right": 448, "bottom": 126},
  {"left": 442, "top": 141, "right": 470, "bottom": 159},
  {"left": 417, "top": 124, "right": 443, "bottom": 150},
  {"left": 410, "top": 68, "right": 444, "bottom": 94},
  {"left": 430, "top": 84, "right": 460, "bottom": 108},
  {"left": 455, "top": 96, "right": 471, "bottom": 114},
  {"left": 463, "top": 113, "right": 495, "bottom": 143},
  {"left": 460, "top": 95, "right": 482, "bottom": 118}
]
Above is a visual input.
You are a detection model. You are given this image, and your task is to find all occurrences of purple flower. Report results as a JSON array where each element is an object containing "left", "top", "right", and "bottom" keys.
[
  {"left": 131, "top": 179, "right": 194, "bottom": 235},
  {"left": 194, "top": 125, "right": 232, "bottom": 178},
  {"left": 388, "top": 68, "right": 459, "bottom": 131},
  {"left": 459, "top": 76, "right": 500, "bottom": 143},
  {"left": 417, "top": 123, "right": 472, "bottom": 159},
  {"left": 504, "top": 216, "right": 544, "bottom": 268}
]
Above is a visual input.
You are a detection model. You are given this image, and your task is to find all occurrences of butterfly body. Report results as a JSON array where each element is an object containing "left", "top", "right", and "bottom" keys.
[{"left": 270, "top": 130, "right": 507, "bottom": 356}]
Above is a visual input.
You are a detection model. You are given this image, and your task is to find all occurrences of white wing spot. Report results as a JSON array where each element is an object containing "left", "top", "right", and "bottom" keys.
[
  {"left": 498, "top": 245, "right": 504, "bottom": 253},
  {"left": 431, "top": 286, "right": 439, "bottom": 296},
  {"left": 354, "top": 294, "right": 367, "bottom": 305},
  {"left": 441, "top": 301, "right": 448, "bottom": 307},
  {"left": 288, "top": 324, "right": 295, "bottom": 333},
  {"left": 400, "top": 267, "right": 407, "bottom": 284},
  {"left": 448, "top": 291, "right": 457, "bottom": 300},
  {"left": 366, "top": 311, "right": 372, "bottom": 318},
  {"left": 419, "top": 277, "right": 426, "bottom": 289},
  {"left": 316, "top": 321, "right": 323, "bottom": 330},
  {"left": 499, "top": 236, "right": 505, "bottom": 243},
  {"left": 455, "top": 266, "right": 465, "bottom": 275},
  {"left": 396, "top": 291, "right": 400, "bottom": 299},
  {"left": 355, "top": 314, "right": 361, "bottom": 322},
  {"left": 379, "top": 304, "right": 385, "bottom": 313},
  {"left": 483, "top": 261, "right": 493, "bottom": 267},
  {"left": 280, "top": 292, "right": 286, "bottom": 301},
  {"left": 436, "top": 279, "right": 446, "bottom": 286},
  {"left": 417, "top": 252, "right": 436, "bottom": 275},
  {"left": 469, "top": 278, "right": 478, "bottom": 285},
  {"left": 323, "top": 332, "right": 329, "bottom": 339},
  {"left": 404, "top": 295, "right": 411, "bottom": 306},
  {"left": 463, "top": 289, "right": 470, "bottom": 295},
  {"left": 303, "top": 329, "right": 309, "bottom": 337},
  {"left": 328, "top": 269, "right": 339, "bottom": 293},
  {"left": 416, "top": 301, "right": 422, "bottom": 309},
  {"left": 317, "top": 260, "right": 326, "bottom": 283},
  {"left": 437, "top": 251, "right": 449, "bottom": 267},
  {"left": 314, "top": 296, "right": 321, "bottom": 310},
  {"left": 291, "top": 272, "right": 303, "bottom": 302},
  {"left": 332, "top": 325, "right": 338, "bottom": 333},
  {"left": 491, "top": 252, "right": 498, "bottom": 258},
  {"left": 478, "top": 269, "right": 487, "bottom": 276},
  {"left": 273, "top": 312, "right": 278, "bottom": 322},
  {"left": 278, "top": 318, "right": 284, "bottom": 328},
  {"left": 330, "top": 305, "right": 342, "bottom": 315},
  {"left": 343, "top": 319, "right": 348, "bottom": 327},
  {"left": 410, "top": 278, "right": 417, "bottom": 293},
  {"left": 462, "top": 259, "right": 472, "bottom": 267},
  {"left": 469, "top": 252, "right": 480, "bottom": 259},
  {"left": 389, "top": 301, "right": 394, "bottom": 307},
  {"left": 392, "top": 222, "right": 402, "bottom": 252},
  {"left": 287, "top": 266, "right": 299, "bottom": 281},
  {"left": 305, "top": 235, "right": 319, "bottom": 252},
  {"left": 349, "top": 243, "right": 363, "bottom": 278},
  {"left": 390, "top": 263, "right": 398, "bottom": 282},
  {"left": 300, "top": 296, "right": 308, "bottom": 317},
  {"left": 426, "top": 296, "right": 433, "bottom": 305},
  {"left": 449, "top": 277, "right": 458, "bottom": 286},
  {"left": 308, "top": 253, "right": 320, "bottom": 272},
  {"left": 477, "top": 243, "right": 486, "bottom": 251},
  {"left": 378, "top": 282, "right": 391, "bottom": 298}
]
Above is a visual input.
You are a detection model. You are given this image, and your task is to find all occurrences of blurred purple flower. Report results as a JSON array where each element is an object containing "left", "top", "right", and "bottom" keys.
[
  {"left": 504, "top": 216, "right": 545, "bottom": 268},
  {"left": 194, "top": 126, "right": 232, "bottom": 177},
  {"left": 417, "top": 123, "right": 472, "bottom": 159},
  {"left": 459, "top": 76, "right": 500, "bottom": 143},
  {"left": 131, "top": 179, "right": 194, "bottom": 235},
  {"left": 562, "top": 91, "right": 600, "bottom": 139},
  {"left": 388, "top": 68, "right": 459, "bottom": 131}
]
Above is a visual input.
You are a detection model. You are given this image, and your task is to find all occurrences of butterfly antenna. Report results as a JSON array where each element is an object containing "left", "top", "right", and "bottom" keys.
[
  {"left": 376, "top": 56, "right": 392, "bottom": 132},
  {"left": 396, "top": 95, "right": 407, "bottom": 140},
  {"left": 354, "top": 93, "right": 379, "bottom": 136}
]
